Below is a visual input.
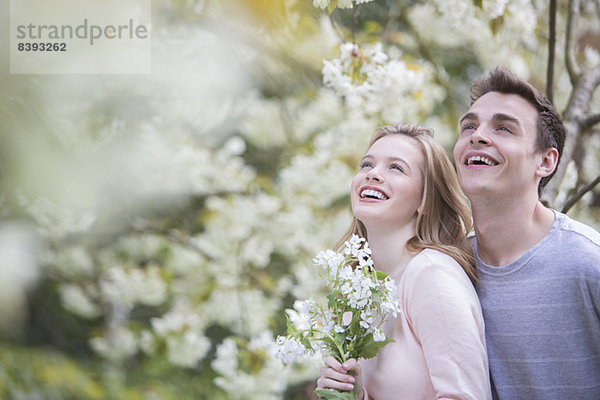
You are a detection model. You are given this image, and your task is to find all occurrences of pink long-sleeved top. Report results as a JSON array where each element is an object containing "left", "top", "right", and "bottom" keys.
[{"left": 360, "top": 249, "right": 492, "bottom": 400}]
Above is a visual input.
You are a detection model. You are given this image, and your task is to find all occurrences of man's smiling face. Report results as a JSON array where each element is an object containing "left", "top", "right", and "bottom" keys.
[{"left": 453, "top": 91, "right": 543, "bottom": 199}]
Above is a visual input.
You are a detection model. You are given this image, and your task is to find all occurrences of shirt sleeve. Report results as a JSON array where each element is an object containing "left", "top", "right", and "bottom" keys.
[{"left": 402, "top": 254, "right": 492, "bottom": 400}]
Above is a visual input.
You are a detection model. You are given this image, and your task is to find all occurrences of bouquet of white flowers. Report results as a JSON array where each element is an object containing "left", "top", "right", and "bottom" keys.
[{"left": 274, "top": 235, "right": 401, "bottom": 400}]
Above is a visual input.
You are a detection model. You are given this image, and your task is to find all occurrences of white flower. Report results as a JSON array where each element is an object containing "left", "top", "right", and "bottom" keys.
[
  {"left": 340, "top": 268, "right": 376, "bottom": 309},
  {"left": 212, "top": 338, "right": 239, "bottom": 374},
  {"left": 373, "top": 329, "right": 386, "bottom": 342},
  {"left": 100, "top": 266, "right": 167, "bottom": 308},
  {"left": 313, "top": 309, "right": 335, "bottom": 333},
  {"left": 286, "top": 299, "right": 314, "bottom": 331},
  {"left": 334, "top": 325, "right": 345, "bottom": 333},
  {"left": 274, "top": 336, "right": 312, "bottom": 365},
  {"left": 151, "top": 302, "right": 205, "bottom": 336},
  {"left": 313, "top": 0, "right": 329, "bottom": 9},
  {"left": 17, "top": 194, "right": 96, "bottom": 238},
  {"left": 166, "top": 332, "right": 211, "bottom": 368},
  {"left": 359, "top": 309, "right": 374, "bottom": 329},
  {"left": 344, "top": 235, "right": 366, "bottom": 256},
  {"left": 381, "top": 298, "right": 401, "bottom": 318},
  {"left": 89, "top": 327, "right": 138, "bottom": 362},
  {"left": 139, "top": 330, "right": 156, "bottom": 355},
  {"left": 313, "top": 249, "right": 345, "bottom": 280},
  {"left": 59, "top": 284, "right": 101, "bottom": 319}
]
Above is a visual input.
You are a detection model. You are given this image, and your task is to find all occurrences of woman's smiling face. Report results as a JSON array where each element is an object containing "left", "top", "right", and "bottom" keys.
[{"left": 351, "top": 134, "right": 424, "bottom": 231}]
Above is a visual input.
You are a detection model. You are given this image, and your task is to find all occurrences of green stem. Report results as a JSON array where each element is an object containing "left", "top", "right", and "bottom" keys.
[{"left": 319, "top": 329, "right": 347, "bottom": 363}]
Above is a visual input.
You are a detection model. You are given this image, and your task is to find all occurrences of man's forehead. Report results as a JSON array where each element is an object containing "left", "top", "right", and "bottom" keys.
[{"left": 466, "top": 92, "right": 538, "bottom": 122}]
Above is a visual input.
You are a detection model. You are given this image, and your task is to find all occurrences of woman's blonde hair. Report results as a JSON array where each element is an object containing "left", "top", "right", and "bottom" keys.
[{"left": 336, "top": 124, "right": 477, "bottom": 282}]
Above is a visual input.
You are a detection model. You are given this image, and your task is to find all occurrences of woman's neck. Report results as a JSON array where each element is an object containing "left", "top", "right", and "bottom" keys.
[{"left": 364, "top": 222, "right": 417, "bottom": 277}]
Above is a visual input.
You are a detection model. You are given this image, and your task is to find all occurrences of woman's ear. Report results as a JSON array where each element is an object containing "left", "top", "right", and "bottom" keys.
[{"left": 535, "top": 147, "right": 559, "bottom": 178}]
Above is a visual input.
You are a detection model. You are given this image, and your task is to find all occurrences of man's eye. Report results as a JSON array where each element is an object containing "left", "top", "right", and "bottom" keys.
[{"left": 498, "top": 126, "right": 511, "bottom": 133}]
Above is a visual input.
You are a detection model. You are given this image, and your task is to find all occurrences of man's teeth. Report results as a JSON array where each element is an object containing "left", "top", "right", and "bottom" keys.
[
  {"left": 360, "top": 189, "right": 388, "bottom": 200},
  {"left": 467, "top": 155, "right": 498, "bottom": 166}
]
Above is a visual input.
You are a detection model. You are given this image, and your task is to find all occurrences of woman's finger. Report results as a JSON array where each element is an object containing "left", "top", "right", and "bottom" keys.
[
  {"left": 324, "top": 356, "right": 344, "bottom": 371},
  {"left": 319, "top": 366, "right": 356, "bottom": 384},
  {"left": 316, "top": 376, "right": 356, "bottom": 392}
]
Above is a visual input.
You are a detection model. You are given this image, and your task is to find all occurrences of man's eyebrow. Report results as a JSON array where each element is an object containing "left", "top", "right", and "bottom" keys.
[
  {"left": 492, "top": 113, "right": 521, "bottom": 125},
  {"left": 459, "top": 112, "right": 478, "bottom": 124}
]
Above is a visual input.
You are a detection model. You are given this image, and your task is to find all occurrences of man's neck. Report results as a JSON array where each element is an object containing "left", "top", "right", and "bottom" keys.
[{"left": 470, "top": 194, "right": 555, "bottom": 267}]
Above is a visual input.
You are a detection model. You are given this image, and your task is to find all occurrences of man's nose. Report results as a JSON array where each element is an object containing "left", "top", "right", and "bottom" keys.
[{"left": 470, "top": 127, "right": 491, "bottom": 145}]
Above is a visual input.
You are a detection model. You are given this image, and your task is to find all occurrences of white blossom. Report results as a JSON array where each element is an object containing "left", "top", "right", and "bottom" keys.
[
  {"left": 274, "top": 336, "right": 313, "bottom": 365},
  {"left": 166, "top": 332, "right": 211, "bottom": 368},
  {"left": 89, "top": 327, "right": 138, "bottom": 362},
  {"left": 212, "top": 338, "right": 239, "bottom": 373},
  {"left": 18, "top": 194, "right": 96, "bottom": 238},
  {"left": 373, "top": 329, "right": 386, "bottom": 342},
  {"left": 59, "top": 284, "right": 101, "bottom": 319},
  {"left": 100, "top": 266, "right": 167, "bottom": 308}
]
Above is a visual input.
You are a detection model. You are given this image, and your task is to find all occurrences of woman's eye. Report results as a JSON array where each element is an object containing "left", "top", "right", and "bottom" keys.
[
  {"left": 359, "top": 161, "right": 373, "bottom": 169},
  {"left": 391, "top": 164, "right": 404, "bottom": 172}
]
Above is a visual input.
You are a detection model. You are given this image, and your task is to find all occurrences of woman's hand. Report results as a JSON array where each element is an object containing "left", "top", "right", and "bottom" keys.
[{"left": 316, "top": 356, "right": 364, "bottom": 398}]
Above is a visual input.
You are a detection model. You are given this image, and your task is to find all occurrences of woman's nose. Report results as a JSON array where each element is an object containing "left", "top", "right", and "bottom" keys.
[{"left": 366, "top": 167, "right": 382, "bottom": 181}]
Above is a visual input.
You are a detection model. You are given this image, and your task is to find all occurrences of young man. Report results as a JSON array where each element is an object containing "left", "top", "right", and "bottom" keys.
[{"left": 453, "top": 66, "right": 600, "bottom": 399}]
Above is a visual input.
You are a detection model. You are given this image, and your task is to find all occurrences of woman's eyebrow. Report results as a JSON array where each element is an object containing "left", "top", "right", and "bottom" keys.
[{"left": 388, "top": 156, "right": 410, "bottom": 171}]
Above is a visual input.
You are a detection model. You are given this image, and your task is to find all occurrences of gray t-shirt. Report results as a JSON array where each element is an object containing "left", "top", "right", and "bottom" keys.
[{"left": 473, "top": 211, "right": 600, "bottom": 400}]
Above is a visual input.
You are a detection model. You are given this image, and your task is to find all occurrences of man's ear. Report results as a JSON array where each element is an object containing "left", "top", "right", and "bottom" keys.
[{"left": 536, "top": 147, "right": 559, "bottom": 178}]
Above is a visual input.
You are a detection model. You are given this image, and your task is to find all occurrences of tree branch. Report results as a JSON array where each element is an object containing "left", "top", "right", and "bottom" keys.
[
  {"left": 546, "top": 0, "right": 557, "bottom": 102},
  {"left": 329, "top": 12, "right": 347, "bottom": 44},
  {"left": 565, "top": 0, "right": 581, "bottom": 84},
  {"left": 544, "top": 65, "right": 600, "bottom": 206},
  {"left": 581, "top": 113, "right": 600, "bottom": 131},
  {"left": 352, "top": 5, "right": 362, "bottom": 44},
  {"left": 562, "top": 175, "right": 600, "bottom": 213}
]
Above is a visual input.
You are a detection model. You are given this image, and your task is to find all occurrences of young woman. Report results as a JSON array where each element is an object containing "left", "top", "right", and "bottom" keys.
[{"left": 316, "top": 124, "right": 491, "bottom": 399}]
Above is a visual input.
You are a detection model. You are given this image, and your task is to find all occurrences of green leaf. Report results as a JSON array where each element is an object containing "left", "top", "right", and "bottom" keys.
[
  {"left": 353, "top": 333, "right": 394, "bottom": 360},
  {"left": 314, "top": 389, "right": 356, "bottom": 400},
  {"left": 375, "top": 270, "right": 388, "bottom": 281},
  {"left": 327, "top": 292, "right": 338, "bottom": 309},
  {"left": 335, "top": 332, "right": 345, "bottom": 349},
  {"left": 299, "top": 333, "right": 313, "bottom": 352},
  {"left": 285, "top": 316, "right": 294, "bottom": 334}
]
